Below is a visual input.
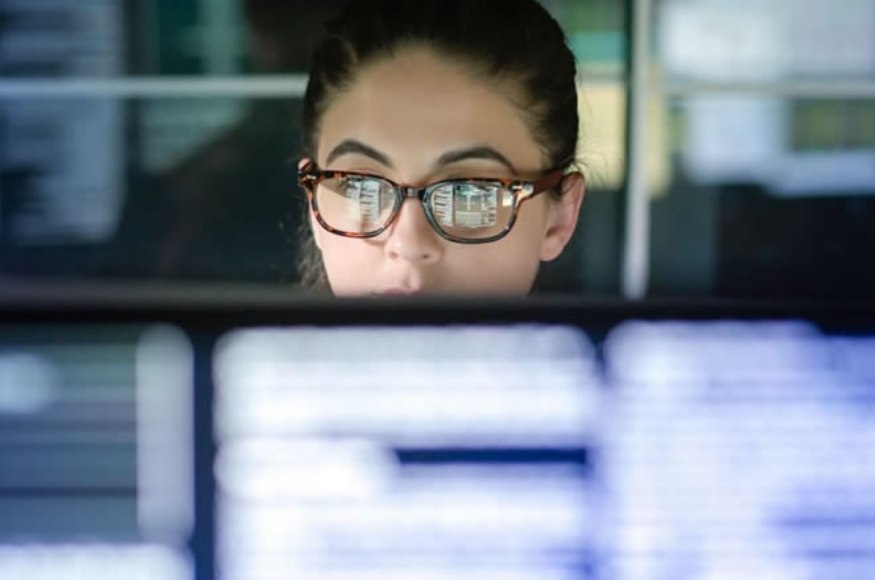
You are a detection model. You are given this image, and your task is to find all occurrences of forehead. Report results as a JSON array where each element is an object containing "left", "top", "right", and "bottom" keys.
[{"left": 316, "top": 47, "right": 543, "bottom": 174}]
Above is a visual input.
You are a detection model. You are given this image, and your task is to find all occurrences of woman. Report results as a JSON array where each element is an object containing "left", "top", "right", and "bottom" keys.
[{"left": 297, "top": 0, "right": 585, "bottom": 295}]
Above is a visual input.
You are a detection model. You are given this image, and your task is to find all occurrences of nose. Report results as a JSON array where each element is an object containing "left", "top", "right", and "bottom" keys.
[{"left": 384, "top": 199, "right": 444, "bottom": 264}]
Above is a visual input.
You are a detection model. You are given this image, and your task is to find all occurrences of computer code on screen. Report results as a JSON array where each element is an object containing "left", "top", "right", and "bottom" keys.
[
  {"left": 214, "top": 325, "right": 604, "bottom": 580},
  {"left": 605, "top": 321, "right": 875, "bottom": 580}
]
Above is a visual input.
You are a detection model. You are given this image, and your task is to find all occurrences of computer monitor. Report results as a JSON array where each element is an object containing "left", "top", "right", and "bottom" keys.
[{"left": 1, "top": 291, "right": 873, "bottom": 580}]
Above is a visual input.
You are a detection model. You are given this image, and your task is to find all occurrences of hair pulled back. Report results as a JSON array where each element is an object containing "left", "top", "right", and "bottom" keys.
[{"left": 298, "top": 0, "right": 580, "bottom": 289}]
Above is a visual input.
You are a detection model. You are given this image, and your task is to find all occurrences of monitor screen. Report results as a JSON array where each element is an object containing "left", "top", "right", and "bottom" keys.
[
  {"left": 0, "top": 298, "right": 873, "bottom": 580},
  {"left": 0, "top": 324, "right": 193, "bottom": 580},
  {"left": 214, "top": 324, "right": 601, "bottom": 580}
]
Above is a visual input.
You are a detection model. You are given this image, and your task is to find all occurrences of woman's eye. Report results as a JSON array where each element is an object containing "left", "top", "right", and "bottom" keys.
[
  {"left": 431, "top": 183, "right": 499, "bottom": 228},
  {"left": 341, "top": 178, "right": 388, "bottom": 222}
]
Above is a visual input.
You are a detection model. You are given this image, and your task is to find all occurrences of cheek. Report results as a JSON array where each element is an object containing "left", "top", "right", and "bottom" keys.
[
  {"left": 444, "top": 235, "right": 543, "bottom": 294},
  {"left": 444, "top": 200, "right": 550, "bottom": 288},
  {"left": 507, "top": 198, "right": 550, "bottom": 252},
  {"left": 318, "top": 237, "right": 381, "bottom": 292},
  {"left": 487, "top": 203, "right": 551, "bottom": 286}
]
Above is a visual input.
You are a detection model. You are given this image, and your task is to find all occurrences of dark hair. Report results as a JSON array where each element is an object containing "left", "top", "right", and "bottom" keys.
[{"left": 298, "top": 0, "right": 580, "bottom": 290}]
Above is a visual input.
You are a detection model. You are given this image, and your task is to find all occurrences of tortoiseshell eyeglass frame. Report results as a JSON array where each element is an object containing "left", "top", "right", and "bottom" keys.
[{"left": 297, "top": 160, "right": 564, "bottom": 244}]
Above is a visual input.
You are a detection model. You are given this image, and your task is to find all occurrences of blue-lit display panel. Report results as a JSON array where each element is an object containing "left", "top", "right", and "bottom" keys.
[
  {"left": 3, "top": 307, "right": 873, "bottom": 580},
  {"left": 0, "top": 325, "right": 194, "bottom": 580},
  {"left": 606, "top": 321, "right": 875, "bottom": 579},
  {"left": 214, "top": 325, "right": 604, "bottom": 580}
]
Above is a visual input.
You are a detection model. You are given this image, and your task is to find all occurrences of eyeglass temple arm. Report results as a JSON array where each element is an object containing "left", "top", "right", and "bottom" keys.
[
  {"left": 530, "top": 169, "right": 565, "bottom": 195},
  {"left": 298, "top": 159, "right": 315, "bottom": 174}
]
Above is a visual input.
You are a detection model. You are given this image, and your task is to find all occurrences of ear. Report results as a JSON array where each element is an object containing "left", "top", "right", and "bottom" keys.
[
  {"left": 539, "top": 172, "right": 585, "bottom": 261},
  {"left": 298, "top": 157, "right": 312, "bottom": 171}
]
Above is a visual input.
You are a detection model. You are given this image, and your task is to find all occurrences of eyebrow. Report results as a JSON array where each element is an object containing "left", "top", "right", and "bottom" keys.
[
  {"left": 324, "top": 139, "right": 517, "bottom": 173},
  {"left": 436, "top": 146, "right": 517, "bottom": 173},
  {"left": 325, "top": 139, "right": 394, "bottom": 168}
]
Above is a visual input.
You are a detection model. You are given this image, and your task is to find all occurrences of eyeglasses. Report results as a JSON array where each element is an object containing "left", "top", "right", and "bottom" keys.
[{"left": 297, "top": 161, "right": 564, "bottom": 244}]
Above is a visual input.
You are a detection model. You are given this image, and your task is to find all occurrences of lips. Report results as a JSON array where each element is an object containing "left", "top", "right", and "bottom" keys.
[{"left": 374, "top": 286, "right": 423, "bottom": 296}]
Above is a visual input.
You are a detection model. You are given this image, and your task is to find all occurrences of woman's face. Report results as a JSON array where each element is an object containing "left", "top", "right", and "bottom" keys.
[{"left": 310, "top": 46, "right": 583, "bottom": 296}]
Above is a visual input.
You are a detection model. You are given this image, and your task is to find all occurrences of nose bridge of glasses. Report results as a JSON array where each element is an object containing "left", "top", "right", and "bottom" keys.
[{"left": 398, "top": 185, "right": 426, "bottom": 200}]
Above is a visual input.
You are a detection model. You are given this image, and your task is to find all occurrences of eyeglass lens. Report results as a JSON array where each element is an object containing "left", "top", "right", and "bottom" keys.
[{"left": 315, "top": 175, "right": 516, "bottom": 240}]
